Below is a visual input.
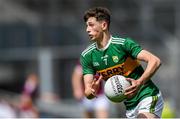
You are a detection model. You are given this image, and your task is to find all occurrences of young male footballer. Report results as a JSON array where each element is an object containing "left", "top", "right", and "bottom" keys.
[{"left": 80, "top": 7, "right": 164, "bottom": 118}]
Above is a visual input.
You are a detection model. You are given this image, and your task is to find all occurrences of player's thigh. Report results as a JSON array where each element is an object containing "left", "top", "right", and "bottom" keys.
[
  {"left": 138, "top": 92, "right": 164, "bottom": 118},
  {"left": 138, "top": 112, "right": 158, "bottom": 118},
  {"left": 126, "top": 92, "right": 164, "bottom": 118}
]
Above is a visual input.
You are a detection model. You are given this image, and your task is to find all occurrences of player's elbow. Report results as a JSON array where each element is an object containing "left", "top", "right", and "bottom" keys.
[{"left": 154, "top": 56, "right": 161, "bottom": 69}]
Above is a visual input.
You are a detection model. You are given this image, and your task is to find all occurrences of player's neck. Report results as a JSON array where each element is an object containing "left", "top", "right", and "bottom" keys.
[{"left": 96, "top": 32, "right": 111, "bottom": 49}]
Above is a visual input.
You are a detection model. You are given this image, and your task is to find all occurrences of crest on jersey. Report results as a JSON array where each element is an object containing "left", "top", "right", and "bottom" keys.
[{"left": 112, "top": 56, "right": 119, "bottom": 63}]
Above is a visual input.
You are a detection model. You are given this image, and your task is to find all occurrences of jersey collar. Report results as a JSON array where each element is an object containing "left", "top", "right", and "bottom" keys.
[{"left": 96, "top": 36, "right": 112, "bottom": 51}]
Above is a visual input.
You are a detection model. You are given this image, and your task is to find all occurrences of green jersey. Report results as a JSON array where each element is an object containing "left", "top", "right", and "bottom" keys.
[{"left": 80, "top": 36, "right": 159, "bottom": 110}]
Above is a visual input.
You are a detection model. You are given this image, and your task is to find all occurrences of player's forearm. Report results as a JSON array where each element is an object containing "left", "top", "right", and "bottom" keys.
[
  {"left": 84, "top": 74, "right": 96, "bottom": 99},
  {"left": 138, "top": 56, "right": 161, "bottom": 85}
]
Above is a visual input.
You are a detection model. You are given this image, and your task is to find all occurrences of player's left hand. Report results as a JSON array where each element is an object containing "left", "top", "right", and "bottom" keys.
[{"left": 124, "top": 78, "right": 142, "bottom": 99}]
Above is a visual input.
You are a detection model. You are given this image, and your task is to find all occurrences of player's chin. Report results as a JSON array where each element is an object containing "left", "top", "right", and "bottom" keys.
[
  {"left": 90, "top": 36, "right": 99, "bottom": 41},
  {"left": 89, "top": 37, "right": 96, "bottom": 42}
]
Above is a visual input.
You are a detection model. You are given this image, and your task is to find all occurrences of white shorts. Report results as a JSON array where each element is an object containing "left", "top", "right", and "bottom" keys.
[
  {"left": 80, "top": 94, "right": 110, "bottom": 112},
  {"left": 126, "top": 92, "right": 164, "bottom": 118}
]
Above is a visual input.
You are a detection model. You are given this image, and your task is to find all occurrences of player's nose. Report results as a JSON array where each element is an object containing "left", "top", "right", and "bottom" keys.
[{"left": 86, "top": 26, "right": 91, "bottom": 33}]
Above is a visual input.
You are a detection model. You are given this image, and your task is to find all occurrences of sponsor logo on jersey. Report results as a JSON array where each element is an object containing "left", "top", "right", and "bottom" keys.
[
  {"left": 97, "top": 57, "right": 140, "bottom": 81},
  {"left": 112, "top": 56, "right": 119, "bottom": 63},
  {"left": 93, "top": 62, "right": 100, "bottom": 66}
]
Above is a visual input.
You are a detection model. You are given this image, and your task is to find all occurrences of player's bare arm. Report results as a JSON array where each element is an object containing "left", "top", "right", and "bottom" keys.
[
  {"left": 125, "top": 50, "right": 161, "bottom": 98},
  {"left": 84, "top": 74, "right": 103, "bottom": 99},
  {"left": 137, "top": 50, "right": 161, "bottom": 83}
]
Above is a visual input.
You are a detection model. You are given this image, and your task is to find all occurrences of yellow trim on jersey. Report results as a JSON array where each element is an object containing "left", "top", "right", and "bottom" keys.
[{"left": 97, "top": 57, "right": 140, "bottom": 80}]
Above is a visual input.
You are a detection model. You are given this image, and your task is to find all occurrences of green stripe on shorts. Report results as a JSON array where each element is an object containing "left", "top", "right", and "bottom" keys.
[{"left": 150, "top": 95, "right": 158, "bottom": 113}]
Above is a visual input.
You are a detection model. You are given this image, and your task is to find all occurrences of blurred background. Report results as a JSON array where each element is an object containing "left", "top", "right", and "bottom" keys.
[{"left": 0, "top": 0, "right": 179, "bottom": 118}]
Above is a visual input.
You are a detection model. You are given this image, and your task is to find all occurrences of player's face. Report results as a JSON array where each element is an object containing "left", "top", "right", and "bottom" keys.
[{"left": 86, "top": 17, "right": 104, "bottom": 41}]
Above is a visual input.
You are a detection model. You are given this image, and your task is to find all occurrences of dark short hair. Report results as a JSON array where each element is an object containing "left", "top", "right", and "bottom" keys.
[{"left": 83, "top": 7, "right": 111, "bottom": 28}]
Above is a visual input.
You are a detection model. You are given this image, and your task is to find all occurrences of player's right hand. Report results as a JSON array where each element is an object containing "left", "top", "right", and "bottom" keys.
[{"left": 90, "top": 75, "right": 103, "bottom": 97}]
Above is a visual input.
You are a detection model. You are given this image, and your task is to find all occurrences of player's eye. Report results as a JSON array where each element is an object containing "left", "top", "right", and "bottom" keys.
[{"left": 88, "top": 22, "right": 94, "bottom": 27}]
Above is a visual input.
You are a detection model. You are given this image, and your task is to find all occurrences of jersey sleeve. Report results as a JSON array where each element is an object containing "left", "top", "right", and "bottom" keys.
[
  {"left": 123, "top": 38, "right": 143, "bottom": 58},
  {"left": 80, "top": 54, "right": 95, "bottom": 75}
]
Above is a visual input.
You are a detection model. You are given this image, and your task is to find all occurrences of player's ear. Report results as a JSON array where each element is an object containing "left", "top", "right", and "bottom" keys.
[{"left": 101, "top": 21, "right": 108, "bottom": 31}]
